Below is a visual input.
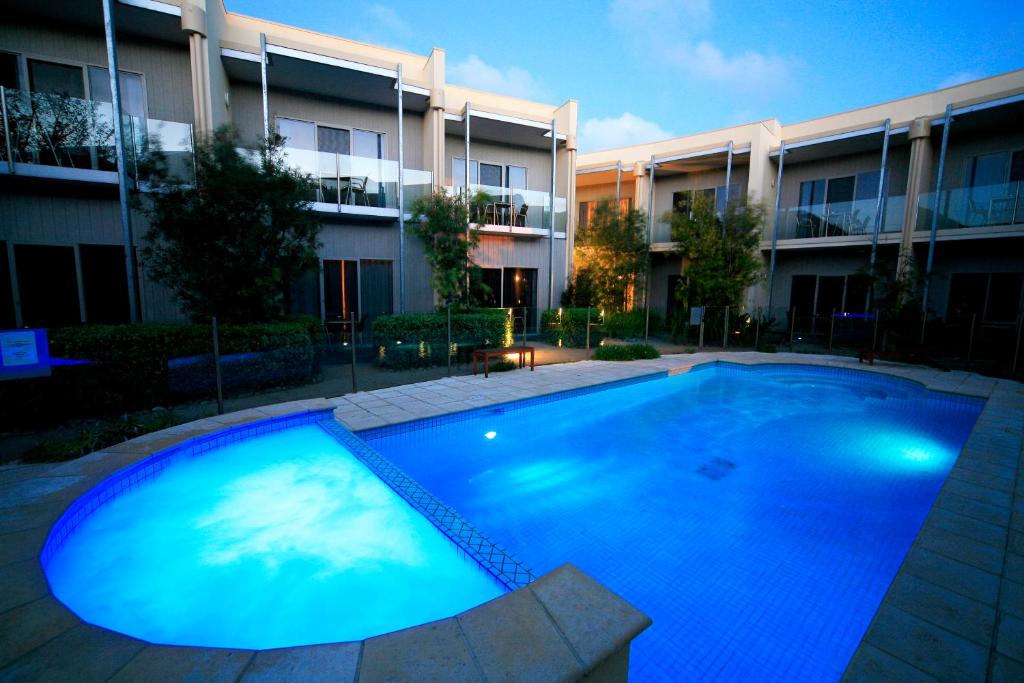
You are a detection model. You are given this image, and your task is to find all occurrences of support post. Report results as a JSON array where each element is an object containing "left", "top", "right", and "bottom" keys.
[
  {"left": 259, "top": 33, "right": 269, "bottom": 139},
  {"left": 789, "top": 307, "right": 796, "bottom": 351},
  {"left": 397, "top": 63, "right": 406, "bottom": 313},
  {"left": 723, "top": 140, "right": 733, "bottom": 235},
  {"left": 212, "top": 316, "right": 224, "bottom": 415},
  {"left": 723, "top": 306, "right": 729, "bottom": 348},
  {"left": 350, "top": 311, "right": 358, "bottom": 393},
  {"left": 767, "top": 142, "right": 786, "bottom": 313},
  {"left": 548, "top": 118, "right": 557, "bottom": 311},
  {"left": 585, "top": 307, "right": 591, "bottom": 359},
  {"left": 644, "top": 154, "right": 655, "bottom": 342},
  {"left": 446, "top": 303, "right": 452, "bottom": 377},
  {"left": 868, "top": 118, "right": 891, "bottom": 272},
  {"left": 699, "top": 311, "right": 705, "bottom": 350},
  {"left": 872, "top": 310, "right": 880, "bottom": 353},
  {"left": 966, "top": 313, "right": 977, "bottom": 369},
  {"left": 828, "top": 308, "right": 836, "bottom": 352},
  {"left": 102, "top": 0, "right": 140, "bottom": 323},
  {"left": 615, "top": 161, "right": 622, "bottom": 208},
  {"left": 921, "top": 104, "right": 953, "bottom": 330},
  {"left": 464, "top": 103, "right": 471, "bottom": 295},
  {"left": 1012, "top": 314, "right": 1022, "bottom": 377}
]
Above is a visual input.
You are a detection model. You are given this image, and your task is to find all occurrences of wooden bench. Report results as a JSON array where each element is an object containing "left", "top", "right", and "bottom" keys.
[{"left": 473, "top": 346, "right": 535, "bottom": 377}]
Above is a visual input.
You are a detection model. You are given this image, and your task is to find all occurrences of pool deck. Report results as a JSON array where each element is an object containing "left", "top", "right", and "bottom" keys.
[{"left": 2, "top": 351, "right": 1022, "bottom": 681}]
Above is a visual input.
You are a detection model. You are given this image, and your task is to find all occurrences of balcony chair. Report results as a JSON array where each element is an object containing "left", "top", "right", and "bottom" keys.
[
  {"left": 341, "top": 176, "right": 370, "bottom": 206},
  {"left": 514, "top": 203, "right": 529, "bottom": 227}
]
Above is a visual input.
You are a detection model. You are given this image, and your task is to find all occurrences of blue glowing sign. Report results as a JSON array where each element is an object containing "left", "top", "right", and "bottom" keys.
[{"left": 0, "top": 329, "right": 52, "bottom": 380}]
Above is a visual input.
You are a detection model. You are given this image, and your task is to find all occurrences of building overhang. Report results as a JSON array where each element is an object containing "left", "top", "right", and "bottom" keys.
[
  {"left": 1, "top": 0, "right": 187, "bottom": 45},
  {"left": 445, "top": 110, "right": 566, "bottom": 150},
  {"left": 769, "top": 125, "right": 910, "bottom": 164},
  {"left": 220, "top": 44, "right": 431, "bottom": 112}
]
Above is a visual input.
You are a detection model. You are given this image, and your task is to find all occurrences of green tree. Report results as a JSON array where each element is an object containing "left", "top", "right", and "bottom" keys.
[
  {"left": 668, "top": 194, "right": 764, "bottom": 311},
  {"left": 140, "top": 127, "right": 321, "bottom": 323},
  {"left": 410, "top": 189, "right": 482, "bottom": 306},
  {"left": 574, "top": 200, "right": 650, "bottom": 311}
]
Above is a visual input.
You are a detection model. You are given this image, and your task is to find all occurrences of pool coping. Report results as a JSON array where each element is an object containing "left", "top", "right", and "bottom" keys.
[{"left": 1, "top": 351, "right": 1021, "bottom": 681}]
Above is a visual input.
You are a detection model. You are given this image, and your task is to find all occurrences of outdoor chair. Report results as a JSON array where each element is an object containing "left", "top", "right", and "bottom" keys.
[
  {"left": 514, "top": 203, "right": 529, "bottom": 227},
  {"left": 341, "top": 176, "right": 370, "bottom": 206}
]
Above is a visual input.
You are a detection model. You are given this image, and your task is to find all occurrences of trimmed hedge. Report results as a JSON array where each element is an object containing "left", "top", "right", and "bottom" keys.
[
  {"left": 0, "top": 318, "right": 323, "bottom": 430},
  {"left": 541, "top": 308, "right": 602, "bottom": 348},
  {"left": 603, "top": 309, "right": 663, "bottom": 340},
  {"left": 592, "top": 343, "right": 661, "bottom": 361},
  {"left": 373, "top": 310, "right": 508, "bottom": 369}
]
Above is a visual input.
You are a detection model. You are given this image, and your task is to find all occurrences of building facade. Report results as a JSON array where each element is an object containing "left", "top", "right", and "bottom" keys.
[
  {"left": 577, "top": 71, "right": 1024, "bottom": 333},
  {"left": 0, "top": 0, "right": 577, "bottom": 331}
]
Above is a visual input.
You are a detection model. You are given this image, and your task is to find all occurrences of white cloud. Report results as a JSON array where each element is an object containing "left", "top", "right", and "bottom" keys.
[
  {"left": 936, "top": 70, "right": 984, "bottom": 89},
  {"left": 349, "top": 4, "right": 413, "bottom": 50},
  {"left": 447, "top": 55, "right": 548, "bottom": 101},
  {"left": 579, "top": 112, "right": 673, "bottom": 151},
  {"left": 608, "top": 0, "right": 796, "bottom": 95}
]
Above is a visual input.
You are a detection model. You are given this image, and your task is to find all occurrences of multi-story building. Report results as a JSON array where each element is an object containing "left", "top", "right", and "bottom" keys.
[
  {"left": 577, "top": 71, "right": 1024, "bottom": 332},
  {"left": 0, "top": 0, "right": 577, "bottom": 331}
]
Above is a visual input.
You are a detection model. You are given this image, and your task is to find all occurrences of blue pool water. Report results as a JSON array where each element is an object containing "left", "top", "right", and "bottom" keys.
[
  {"left": 44, "top": 425, "right": 503, "bottom": 649},
  {"left": 362, "top": 364, "right": 983, "bottom": 681}
]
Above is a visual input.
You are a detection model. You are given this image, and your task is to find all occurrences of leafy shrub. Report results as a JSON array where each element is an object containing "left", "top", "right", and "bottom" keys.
[
  {"left": 0, "top": 318, "right": 322, "bottom": 430},
  {"left": 541, "top": 308, "right": 602, "bottom": 348},
  {"left": 603, "top": 309, "right": 663, "bottom": 339},
  {"left": 592, "top": 343, "right": 660, "bottom": 361},
  {"left": 486, "top": 359, "right": 518, "bottom": 373},
  {"left": 22, "top": 409, "right": 181, "bottom": 463},
  {"left": 373, "top": 310, "right": 507, "bottom": 369}
]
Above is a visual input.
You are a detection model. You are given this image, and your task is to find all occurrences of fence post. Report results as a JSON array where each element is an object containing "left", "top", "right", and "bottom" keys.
[
  {"left": 211, "top": 316, "right": 223, "bottom": 415},
  {"left": 585, "top": 306, "right": 591, "bottom": 359},
  {"left": 521, "top": 306, "right": 527, "bottom": 347},
  {"left": 966, "top": 313, "right": 977, "bottom": 370},
  {"left": 447, "top": 303, "right": 452, "bottom": 377},
  {"left": 828, "top": 308, "right": 835, "bottom": 353},
  {"left": 723, "top": 306, "right": 729, "bottom": 349},
  {"left": 871, "top": 310, "right": 880, "bottom": 354},
  {"left": 350, "top": 311, "right": 358, "bottom": 393},
  {"left": 919, "top": 308, "right": 928, "bottom": 345},
  {"left": 698, "top": 309, "right": 705, "bottom": 350},
  {"left": 1012, "top": 314, "right": 1023, "bottom": 378},
  {"left": 789, "top": 307, "right": 796, "bottom": 351},
  {"left": 754, "top": 315, "right": 761, "bottom": 350}
]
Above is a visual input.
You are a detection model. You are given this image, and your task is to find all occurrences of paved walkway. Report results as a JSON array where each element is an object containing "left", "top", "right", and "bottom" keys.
[{"left": 1, "top": 351, "right": 1021, "bottom": 681}]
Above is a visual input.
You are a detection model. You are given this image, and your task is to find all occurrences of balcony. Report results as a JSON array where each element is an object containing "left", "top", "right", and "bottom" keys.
[
  {"left": 280, "top": 147, "right": 432, "bottom": 220},
  {"left": 445, "top": 185, "right": 567, "bottom": 237},
  {"left": 916, "top": 181, "right": 1024, "bottom": 233},
  {"left": 765, "top": 195, "right": 906, "bottom": 242},
  {"left": 0, "top": 88, "right": 193, "bottom": 185}
]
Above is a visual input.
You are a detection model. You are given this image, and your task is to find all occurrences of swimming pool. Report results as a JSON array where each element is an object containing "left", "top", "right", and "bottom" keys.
[
  {"left": 42, "top": 421, "right": 505, "bottom": 650},
  {"left": 361, "top": 363, "right": 983, "bottom": 681}
]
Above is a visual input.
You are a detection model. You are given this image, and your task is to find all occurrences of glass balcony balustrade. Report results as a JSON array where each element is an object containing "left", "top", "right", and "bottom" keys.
[
  {"left": 765, "top": 195, "right": 906, "bottom": 240},
  {"left": 0, "top": 87, "right": 192, "bottom": 183},
  {"left": 445, "top": 184, "right": 566, "bottom": 233},
  {"left": 281, "top": 146, "right": 432, "bottom": 215},
  {"left": 916, "top": 181, "right": 1024, "bottom": 231}
]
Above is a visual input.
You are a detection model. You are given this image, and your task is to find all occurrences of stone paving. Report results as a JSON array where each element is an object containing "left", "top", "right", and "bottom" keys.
[{"left": 1, "top": 351, "right": 1022, "bottom": 681}]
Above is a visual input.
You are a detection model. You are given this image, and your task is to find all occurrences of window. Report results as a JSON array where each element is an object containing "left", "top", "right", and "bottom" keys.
[
  {"left": 578, "top": 202, "right": 591, "bottom": 230},
  {"left": 28, "top": 59, "right": 84, "bottom": 98},
  {"left": 277, "top": 118, "right": 316, "bottom": 149},
  {"left": 0, "top": 52, "right": 18, "bottom": 90},
  {"left": 714, "top": 183, "right": 742, "bottom": 215},
  {"left": 452, "top": 157, "right": 478, "bottom": 187},
  {"left": 672, "top": 191, "right": 693, "bottom": 217},
  {"left": 987, "top": 273, "right": 1024, "bottom": 322},
  {"left": 352, "top": 129, "right": 383, "bottom": 159},
  {"left": 502, "top": 268, "right": 538, "bottom": 331},
  {"left": 87, "top": 66, "right": 145, "bottom": 118},
  {"left": 477, "top": 268, "right": 501, "bottom": 308},
  {"left": 80, "top": 244, "right": 130, "bottom": 324},
  {"left": 317, "top": 126, "right": 349, "bottom": 155},
  {"left": 947, "top": 272, "right": 1024, "bottom": 323},
  {"left": 14, "top": 244, "right": 80, "bottom": 327},
  {"left": 324, "top": 259, "right": 359, "bottom": 322},
  {"left": 506, "top": 165, "right": 527, "bottom": 192},
  {"left": 359, "top": 259, "right": 393, "bottom": 323},
  {"left": 479, "top": 162, "right": 502, "bottom": 188}
]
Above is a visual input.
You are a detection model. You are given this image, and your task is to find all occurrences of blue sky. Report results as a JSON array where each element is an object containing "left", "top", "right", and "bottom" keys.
[{"left": 227, "top": 0, "right": 1024, "bottom": 152}]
